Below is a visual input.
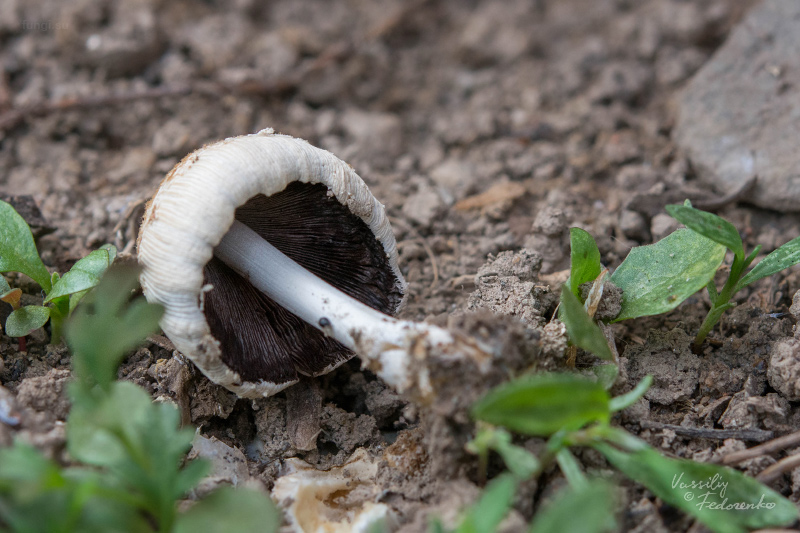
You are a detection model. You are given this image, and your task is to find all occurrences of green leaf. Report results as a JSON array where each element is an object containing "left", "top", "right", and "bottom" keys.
[
  {"left": 0, "top": 276, "right": 11, "bottom": 294},
  {"left": 45, "top": 245, "right": 117, "bottom": 303},
  {"left": 0, "top": 441, "right": 63, "bottom": 484},
  {"left": 174, "top": 459, "right": 210, "bottom": 498},
  {"left": 569, "top": 228, "right": 601, "bottom": 298},
  {"left": 66, "top": 264, "right": 162, "bottom": 390},
  {"left": 609, "top": 376, "right": 652, "bottom": 412},
  {"left": 494, "top": 441, "right": 540, "bottom": 481},
  {"left": 0, "top": 442, "right": 149, "bottom": 533},
  {"left": 0, "top": 200, "right": 52, "bottom": 292},
  {"left": 68, "top": 382, "right": 197, "bottom": 528},
  {"left": 610, "top": 229, "right": 726, "bottom": 321},
  {"left": 706, "top": 280, "right": 718, "bottom": 306},
  {"left": 5, "top": 305, "right": 50, "bottom": 337},
  {"left": 666, "top": 204, "right": 744, "bottom": 261},
  {"left": 592, "top": 364, "right": 619, "bottom": 391},
  {"left": 736, "top": 236, "right": 800, "bottom": 291},
  {"left": 68, "top": 382, "right": 159, "bottom": 467},
  {"left": 528, "top": 480, "right": 618, "bottom": 533},
  {"left": 468, "top": 427, "right": 541, "bottom": 480},
  {"left": 560, "top": 286, "right": 614, "bottom": 361},
  {"left": 69, "top": 288, "right": 90, "bottom": 314},
  {"left": 472, "top": 373, "right": 610, "bottom": 437},
  {"left": 455, "top": 474, "right": 517, "bottom": 533},
  {"left": 174, "top": 487, "right": 280, "bottom": 533},
  {"left": 0, "top": 287, "right": 22, "bottom": 309},
  {"left": 556, "top": 448, "right": 587, "bottom": 489},
  {"left": 743, "top": 245, "right": 762, "bottom": 269},
  {"left": 594, "top": 430, "right": 798, "bottom": 533}
]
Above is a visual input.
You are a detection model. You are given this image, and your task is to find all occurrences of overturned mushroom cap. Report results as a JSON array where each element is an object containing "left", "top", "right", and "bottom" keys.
[{"left": 137, "top": 129, "right": 407, "bottom": 398}]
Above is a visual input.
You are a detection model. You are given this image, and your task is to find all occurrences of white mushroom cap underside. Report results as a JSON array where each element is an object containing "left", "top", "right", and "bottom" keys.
[{"left": 137, "top": 129, "right": 407, "bottom": 398}]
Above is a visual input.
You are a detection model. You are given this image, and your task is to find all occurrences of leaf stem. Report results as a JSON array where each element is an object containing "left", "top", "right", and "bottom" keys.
[{"left": 693, "top": 256, "right": 746, "bottom": 349}]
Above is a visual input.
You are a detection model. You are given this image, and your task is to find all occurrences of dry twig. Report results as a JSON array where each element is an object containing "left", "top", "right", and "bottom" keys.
[
  {"left": 718, "top": 428, "right": 800, "bottom": 465},
  {"left": 639, "top": 420, "right": 775, "bottom": 442}
]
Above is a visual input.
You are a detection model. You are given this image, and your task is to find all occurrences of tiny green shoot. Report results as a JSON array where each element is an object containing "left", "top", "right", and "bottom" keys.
[
  {"left": 667, "top": 201, "right": 800, "bottom": 348},
  {"left": 527, "top": 480, "right": 618, "bottom": 533},
  {"left": 559, "top": 286, "right": 614, "bottom": 362},
  {"left": 468, "top": 372, "right": 798, "bottom": 533},
  {"left": 567, "top": 227, "right": 601, "bottom": 299},
  {"left": 0, "top": 265, "right": 280, "bottom": 533},
  {"left": 471, "top": 373, "right": 611, "bottom": 437},
  {"left": 0, "top": 199, "right": 116, "bottom": 343},
  {"left": 561, "top": 201, "right": 800, "bottom": 353}
]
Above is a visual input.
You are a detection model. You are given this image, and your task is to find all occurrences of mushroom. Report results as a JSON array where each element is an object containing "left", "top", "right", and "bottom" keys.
[{"left": 137, "top": 129, "right": 487, "bottom": 400}]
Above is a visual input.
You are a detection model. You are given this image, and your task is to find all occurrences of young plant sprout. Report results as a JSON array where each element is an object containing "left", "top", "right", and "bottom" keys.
[{"left": 137, "top": 129, "right": 488, "bottom": 400}]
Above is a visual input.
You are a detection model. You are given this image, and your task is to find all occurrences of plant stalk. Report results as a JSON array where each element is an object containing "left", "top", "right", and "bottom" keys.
[{"left": 693, "top": 258, "right": 745, "bottom": 349}]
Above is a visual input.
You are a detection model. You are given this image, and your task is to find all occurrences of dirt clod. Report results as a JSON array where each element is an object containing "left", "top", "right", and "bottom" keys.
[
  {"left": 16, "top": 368, "right": 71, "bottom": 421},
  {"left": 768, "top": 338, "right": 800, "bottom": 400},
  {"left": 625, "top": 328, "right": 700, "bottom": 405}
]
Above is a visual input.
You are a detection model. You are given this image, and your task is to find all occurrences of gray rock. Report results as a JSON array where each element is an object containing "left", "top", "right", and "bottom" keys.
[
  {"left": 650, "top": 213, "right": 680, "bottom": 241},
  {"left": 401, "top": 181, "right": 443, "bottom": 228},
  {"left": 340, "top": 109, "right": 403, "bottom": 169},
  {"left": 768, "top": 338, "right": 800, "bottom": 400},
  {"left": 188, "top": 435, "right": 251, "bottom": 497},
  {"left": 429, "top": 158, "right": 478, "bottom": 203},
  {"left": 619, "top": 209, "right": 649, "bottom": 241},
  {"left": 674, "top": 0, "right": 800, "bottom": 212}
]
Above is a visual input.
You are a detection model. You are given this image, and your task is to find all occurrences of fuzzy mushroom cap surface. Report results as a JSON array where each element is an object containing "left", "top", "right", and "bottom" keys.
[{"left": 137, "top": 129, "right": 407, "bottom": 398}]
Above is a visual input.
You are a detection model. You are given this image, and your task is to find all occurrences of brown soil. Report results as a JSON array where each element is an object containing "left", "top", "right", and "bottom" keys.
[{"left": 3, "top": 0, "right": 800, "bottom": 531}]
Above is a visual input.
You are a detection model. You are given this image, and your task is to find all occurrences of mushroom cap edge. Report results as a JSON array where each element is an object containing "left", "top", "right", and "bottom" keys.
[{"left": 136, "top": 129, "right": 408, "bottom": 398}]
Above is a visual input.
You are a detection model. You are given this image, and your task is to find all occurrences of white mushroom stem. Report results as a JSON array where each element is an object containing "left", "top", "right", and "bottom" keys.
[{"left": 215, "top": 220, "right": 481, "bottom": 399}]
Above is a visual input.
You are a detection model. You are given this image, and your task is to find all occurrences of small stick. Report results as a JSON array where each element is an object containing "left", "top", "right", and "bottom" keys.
[
  {"left": 756, "top": 453, "right": 800, "bottom": 484},
  {"left": 0, "top": 70, "right": 11, "bottom": 111},
  {"left": 0, "top": 84, "right": 194, "bottom": 132},
  {"left": 718, "top": 428, "right": 800, "bottom": 465},
  {"left": 639, "top": 420, "right": 774, "bottom": 442}
]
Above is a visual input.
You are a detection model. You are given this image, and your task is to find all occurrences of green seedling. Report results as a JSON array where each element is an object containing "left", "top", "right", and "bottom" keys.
[
  {"left": 0, "top": 199, "right": 116, "bottom": 344},
  {"left": 527, "top": 479, "right": 617, "bottom": 533},
  {"left": 430, "top": 474, "right": 518, "bottom": 533},
  {"left": 666, "top": 201, "right": 800, "bottom": 348},
  {"left": 468, "top": 372, "right": 797, "bottom": 533},
  {"left": 561, "top": 201, "right": 800, "bottom": 353},
  {"left": 609, "top": 227, "right": 726, "bottom": 322},
  {"left": 559, "top": 286, "right": 614, "bottom": 363},
  {"left": 526, "top": 205, "right": 800, "bottom": 533},
  {"left": 466, "top": 425, "right": 540, "bottom": 483},
  {"left": 432, "top": 470, "right": 617, "bottom": 533},
  {"left": 566, "top": 227, "right": 602, "bottom": 299},
  {"left": 0, "top": 265, "right": 279, "bottom": 533},
  {"left": 561, "top": 224, "right": 727, "bottom": 360},
  {"left": 559, "top": 228, "right": 617, "bottom": 376}
]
